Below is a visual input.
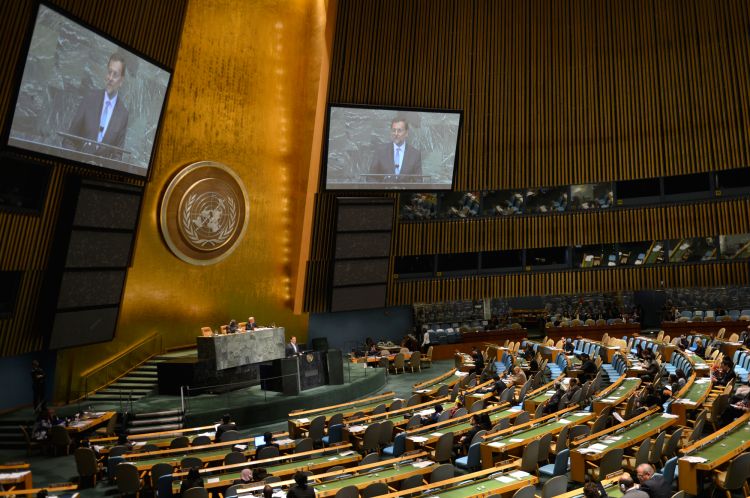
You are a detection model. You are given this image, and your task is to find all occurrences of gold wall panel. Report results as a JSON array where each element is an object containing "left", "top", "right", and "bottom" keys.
[
  {"left": 54, "top": 0, "right": 329, "bottom": 399},
  {"left": 0, "top": 0, "right": 186, "bottom": 356}
]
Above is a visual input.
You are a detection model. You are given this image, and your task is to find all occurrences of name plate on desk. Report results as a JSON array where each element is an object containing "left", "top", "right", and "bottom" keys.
[{"left": 197, "top": 327, "right": 286, "bottom": 370}]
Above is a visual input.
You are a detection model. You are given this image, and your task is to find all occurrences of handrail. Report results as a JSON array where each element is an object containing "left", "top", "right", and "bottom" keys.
[
  {"left": 75, "top": 331, "right": 163, "bottom": 403},
  {"left": 80, "top": 331, "right": 161, "bottom": 378}
]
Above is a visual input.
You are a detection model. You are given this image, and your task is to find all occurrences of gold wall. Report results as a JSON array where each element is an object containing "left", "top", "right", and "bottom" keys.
[{"left": 54, "top": 0, "right": 330, "bottom": 399}]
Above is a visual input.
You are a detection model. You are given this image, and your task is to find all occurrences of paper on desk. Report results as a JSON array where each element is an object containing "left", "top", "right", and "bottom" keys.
[
  {"left": 509, "top": 438, "right": 524, "bottom": 443},
  {"left": 430, "top": 432, "right": 443, "bottom": 437},
  {"left": 546, "top": 391, "right": 557, "bottom": 395},
  {"left": 93, "top": 445, "right": 103, "bottom": 452},
  {"left": 456, "top": 371, "right": 469, "bottom": 376},
  {"left": 234, "top": 444, "right": 248, "bottom": 450},
  {"left": 557, "top": 418, "right": 572, "bottom": 424},
  {"left": 297, "top": 418, "right": 310, "bottom": 423},
  {"left": 661, "top": 413, "right": 678, "bottom": 419},
  {"left": 578, "top": 448, "right": 601, "bottom": 454},
  {"left": 495, "top": 476, "right": 514, "bottom": 483},
  {"left": 133, "top": 441, "right": 146, "bottom": 447},
  {"left": 207, "top": 477, "right": 220, "bottom": 484},
  {"left": 328, "top": 456, "right": 339, "bottom": 461},
  {"left": 409, "top": 436, "right": 428, "bottom": 443},
  {"left": 339, "top": 450, "right": 355, "bottom": 456},
  {"left": 509, "top": 470, "right": 530, "bottom": 479},
  {"left": 415, "top": 389, "right": 429, "bottom": 394},
  {"left": 489, "top": 442, "right": 506, "bottom": 448},
  {"left": 198, "top": 432, "right": 216, "bottom": 438},
  {"left": 589, "top": 443, "right": 608, "bottom": 451},
  {"left": 412, "top": 460, "right": 433, "bottom": 468},
  {"left": 681, "top": 456, "right": 707, "bottom": 463},
  {"left": 0, "top": 471, "right": 30, "bottom": 480},
  {"left": 347, "top": 425, "right": 366, "bottom": 433},
  {"left": 695, "top": 378, "right": 711, "bottom": 384},
  {"left": 508, "top": 407, "right": 521, "bottom": 412}
]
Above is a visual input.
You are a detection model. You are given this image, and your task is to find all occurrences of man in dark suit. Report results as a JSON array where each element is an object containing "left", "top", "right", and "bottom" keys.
[
  {"left": 369, "top": 118, "right": 423, "bottom": 182},
  {"left": 636, "top": 463, "right": 672, "bottom": 498},
  {"left": 214, "top": 413, "right": 237, "bottom": 442},
  {"left": 67, "top": 54, "right": 129, "bottom": 159},
  {"left": 286, "top": 336, "right": 301, "bottom": 357}
]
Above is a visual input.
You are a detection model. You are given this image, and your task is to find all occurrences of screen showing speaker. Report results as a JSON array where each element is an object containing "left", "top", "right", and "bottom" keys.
[
  {"left": 325, "top": 105, "right": 461, "bottom": 190},
  {"left": 6, "top": 4, "right": 171, "bottom": 178}
]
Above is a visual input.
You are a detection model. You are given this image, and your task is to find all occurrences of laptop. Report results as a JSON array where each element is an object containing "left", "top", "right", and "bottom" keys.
[{"left": 254, "top": 435, "right": 267, "bottom": 447}]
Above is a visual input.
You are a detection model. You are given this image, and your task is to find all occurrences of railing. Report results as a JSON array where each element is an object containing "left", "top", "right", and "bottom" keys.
[{"left": 75, "top": 332, "right": 164, "bottom": 404}]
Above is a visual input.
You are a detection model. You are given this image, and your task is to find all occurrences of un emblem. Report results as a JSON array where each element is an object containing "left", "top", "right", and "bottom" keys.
[{"left": 160, "top": 161, "right": 249, "bottom": 265}]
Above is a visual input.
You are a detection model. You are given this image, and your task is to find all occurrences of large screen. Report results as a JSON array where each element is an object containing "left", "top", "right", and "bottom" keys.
[
  {"left": 325, "top": 105, "right": 461, "bottom": 190},
  {"left": 6, "top": 4, "right": 171, "bottom": 178}
]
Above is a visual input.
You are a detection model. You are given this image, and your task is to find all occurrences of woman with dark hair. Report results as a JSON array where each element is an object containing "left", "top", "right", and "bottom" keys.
[
  {"left": 287, "top": 471, "right": 315, "bottom": 498},
  {"left": 180, "top": 468, "right": 204, "bottom": 496}
]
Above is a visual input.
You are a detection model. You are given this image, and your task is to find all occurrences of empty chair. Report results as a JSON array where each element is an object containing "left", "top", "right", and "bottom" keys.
[
  {"left": 648, "top": 431, "right": 667, "bottom": 466},
  {"left": 539, "top": 448, "right": 570, "bottom": 478},
  {"left": 191, "top": 435, "right": 211, "bottom": 446},
  {"left": 382, "top": 431, "right": 406, "bottom": 458},
  {"left": 360, "top": 452, "right": 380, "bottom": 465},
  {"left": 389, "top": 353, "right": 406, "bottom": 374},
  {"left": 660, "top": 456, "right": 678, "bottom": 487},
  {"left": 183, "top": 488, "right": 208, "bottom": 498},
  {"left": 389, "top": 399, "right": 403, "bottom": 411},
  {"left": 587, "top": 448, "right": 624, "bottom": 480},
  {"left": 224, "top": 451, "right": 246, "bottom": 465},
  {"left": 74, "top": 447, "right": 99, "bottom": 486},
  {"left": 181, "top": 456, "right": 203, "bottom": 470},
  {"left": 320, "top": 465, "right": 346, "bottom": 482},
  {"left": 361, "top": 482, "right": 390, "bottom": 498},
  {"left": 540, "top": 475, "right": 568, "bottom": 498},
  {"left": 371, "top": 403, "right": 387, "bottom": 415},
  {"left": 432, "top": 432, "right": 454, "bottom": 463},
  {"left": 328, "top": 412, "right": 344, "bottom": 429},
  {"left": 378, "top": 419, "right": 395, "bottom": 448},
  {"left": 141, "top": 444, "right": 159, "bottom": 452},
  {"left": 713, "top": 451, "right": 750, "bottom": 497},
  {"left": 421, "top": 346, "right": 433, "bottom": 368},
  {"left": 406, "top": 394, "right": 422, "bottom": 407},
  {"left": 334, "top": 485, "right": 360, "bottom": 498},
  {"left": 406, "top": 414, "right": 422, "bottom": 429},
  {"left": 568, "top": 424, "right": 590, "bottom": 443},
  {"left": 150, "top": 462, "right": 173, "bottom": 491},
  {"left": 511, "top": 484, "right": 537, "bottom": 498},
  {"left": 220, "top": 430, "right": 243, "bottom": 442},
  {"left": 429, "top": 463, "right": 454, "bottom": 483},
  {"left": 662, "top": 428, "right": 683, "bottom": 462},
  {"left": 114, "top": 463, "right": 142, "bottom": 496},
  {"left": 470, "top": 429, "right": 487, "bottom": 446},
  {"left": 256, "top": 445, "right": 280, "bottom": 459},
  {"left": 623, "top": 437, "right": 651, "bottom": 471},
  {"left": 322, "top": 423, "right": 344, "bottom": 446},
  {"left": 468, "top": 399, "right": 485, "bottom": 413},
  {"left": 435, "top": 384, "right": 450, "bottom": 397},
  {"left": 513, "top": 411, "right": 530, "bottom": 426},
  {"left": 49, "top": 425, "right": 73, "bottom": 456},
  {"left": 308, "top": 415, "right": 326, "bottom": 446},
  {"left": 452, "top": 407, "right": 468, "bottom": 419},
  {"left": 170, "top": 436, "right": 190, "bottom": 448},
  {"left": 537, "top": 433, "right": 552, "bottom": 465},
  {"left": 590, "top": 414, "right": 609, "bottom": 434},
  {"left": 408, "top": 351, "right": 422, "bottom": 373},
  {"left": 552, "top": 424, "right": 570, "bottom": 453},
  {"left": 399, "top": 474, "right": 426, "bottom": 490},
  {"left": 490, "top": 418, "right": 510, "bottom": 433},
  {"left": 294, "top": 437, "right": 313, "bottom": 453},
  {"left": 360, "top": 423, "right": 381, "bottom": 454},
  {"left": 454, "top": 442, "right": 482, "bottom": 472},
  {"left": 437, "top": 410, "right": 451, "bottom": 422},
  {"left": 520, "top": 439, "right": 540, "bottom": 474}
]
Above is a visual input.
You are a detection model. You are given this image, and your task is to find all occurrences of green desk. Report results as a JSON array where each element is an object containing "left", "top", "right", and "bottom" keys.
[
  {"left": 592, "top": 378, "right": 640, "bottom": 413},
  {"left": 678, "top": 413, "right": 750, "bottom": 495},
  {"left": 172, "top": 449, "right": 361, "bottom": 492},
  {"left": 289, "top": 394, "right": 400, "bottom": 438},
  {"left": 481, "top": 411, "right": 594, "bottom": 468},
  {"left": 570, "top": 412, "right": 678, "bottom": 482},
  {"left": 405, "top": 407, "right": 520, "bottom": 451},
  {"left": 420, "top": 470, "right": 537, "bottom": 498},
  {"left": 670, "top": 377, "right": 711, "bottom": 426}
]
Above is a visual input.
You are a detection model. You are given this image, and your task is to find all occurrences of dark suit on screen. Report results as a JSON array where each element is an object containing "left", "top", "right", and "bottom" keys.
[
  {"left": 286, "top": 342, "right": 300, "bottom": 357},
  {"left": 369, "top": 142, "right": 422, "bottom": 181},
  {"left": 67, "top": 90, "right": 129, "bottom": 159}
]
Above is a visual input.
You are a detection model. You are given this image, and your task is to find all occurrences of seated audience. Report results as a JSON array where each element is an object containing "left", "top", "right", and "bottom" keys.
[
  {"left": 234, "top": 468, "right": 253, "bottom": 485},
  {"left": 422, "top": 404, "right": 444, "bottom": 425},
  {"left": 636, "top": 463, "right": 671, "bottom": 498},
  {"left": 255, "top": 432, "right": 279, "bottom": 458},
  {"left": 711, "top": 357, "right": 736, "bottom": 387},
  {"left": 287, "top": 471, "right": 315, "bottom": 498},
  {"left": 180, "top": 468, "right": 204, "bottom": 496},
  {"left": 580, "top": 353, "right": 598, "bottom": 382},
  {"left": 506, "top": 366, "right": 527, "bottom": 387},
  {"left": 619, "top": 473, "right": 649, "bottom": 498},
  {"left": 215, "top": 413, "right": 237, "bottom": 442}
]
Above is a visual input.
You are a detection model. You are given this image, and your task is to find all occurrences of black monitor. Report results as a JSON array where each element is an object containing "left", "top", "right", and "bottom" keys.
[
  {"left": 5, "top": 3, "right": 172, "bottom": 178},
  {"left": 324, "top": 104, "right": 462, "bottom": 191}
]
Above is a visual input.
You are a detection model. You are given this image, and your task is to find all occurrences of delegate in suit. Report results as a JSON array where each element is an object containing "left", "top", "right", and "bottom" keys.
[
  {"left": 67, "top": 54, "right": 129, "bottom": 159},
  {"left": 369, "top": 118, "right": 422, "bottom": 182}
]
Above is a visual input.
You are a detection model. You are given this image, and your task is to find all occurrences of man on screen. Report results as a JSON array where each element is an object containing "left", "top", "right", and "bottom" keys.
[
  {"left": 66, "top": 54, "right": 129, "bottom": 159},
  {"left": 369, "top": 118, "right": 422, "bottom": 182}
]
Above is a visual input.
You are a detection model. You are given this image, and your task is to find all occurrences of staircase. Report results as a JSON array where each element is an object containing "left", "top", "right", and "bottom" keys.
[
  {"left": 0, "top": 417, "right": 31, "bottom": 450},
  {"left": 125, "top": 409, "right": 185, "bottom": 435},
  {"left": 87, "top": 360, "right": 161, "bottom": 404}
]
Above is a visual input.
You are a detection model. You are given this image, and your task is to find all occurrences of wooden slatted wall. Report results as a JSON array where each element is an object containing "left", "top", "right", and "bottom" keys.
[
  {"left": 304, "top": 0, "right": 750, "bottom": 311},
  {"left": 0, "top": 0, "right": 188, "bottom": 356}
]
